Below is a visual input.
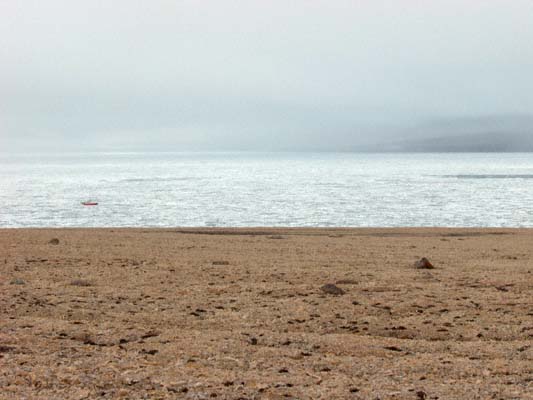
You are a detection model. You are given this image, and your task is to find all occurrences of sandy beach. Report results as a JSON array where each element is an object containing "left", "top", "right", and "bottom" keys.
[{"left": 1, "top": 228, "right": 532, "bottom": 399}]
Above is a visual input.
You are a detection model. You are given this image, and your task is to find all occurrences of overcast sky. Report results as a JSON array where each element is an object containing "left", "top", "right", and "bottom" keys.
[{"left": 1, "top": 1, "right": 533, "bottom": 151}]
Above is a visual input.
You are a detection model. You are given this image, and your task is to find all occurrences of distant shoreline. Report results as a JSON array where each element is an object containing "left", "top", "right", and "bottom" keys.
[
  {"left": 3, "top": 150, "right": 533, "bottom": 155},
  {"left": 2, "top": 227, "right": 532, "bottom": 232}
]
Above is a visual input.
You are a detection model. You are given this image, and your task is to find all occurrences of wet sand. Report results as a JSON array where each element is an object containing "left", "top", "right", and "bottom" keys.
[{"left": 1, "top": 228, "right": 532, "bottom": 399}]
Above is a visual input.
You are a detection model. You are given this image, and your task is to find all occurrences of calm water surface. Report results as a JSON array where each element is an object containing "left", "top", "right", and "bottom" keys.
[{"left": 1, "top": 152, "right": 533, "bottom": 227}]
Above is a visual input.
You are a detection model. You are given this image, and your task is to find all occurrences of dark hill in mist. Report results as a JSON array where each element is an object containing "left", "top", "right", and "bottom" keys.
[
  {"left": 384, "top": 132, "right": 533, "bottom": 152},
  {"left": 366, "top": 116, "right": 533, "bottom": 152}
]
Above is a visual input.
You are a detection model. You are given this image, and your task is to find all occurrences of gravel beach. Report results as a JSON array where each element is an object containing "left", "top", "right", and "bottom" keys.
[{"left": 1, "top": 228, "right": 532, "bottom": 399}]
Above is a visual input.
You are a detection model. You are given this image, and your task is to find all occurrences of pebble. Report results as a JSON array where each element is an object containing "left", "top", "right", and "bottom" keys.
[
  {"left": 70, "top": 279, "right": 93, "bottom": 287},
  {"left": 416, "top": 391, "right": 427, "bottom": 400},
  {"left": 320, "top": 284, "right": 345, "bottom": 295},
  {"left": 415, "top": 258, "right": 434, "bottom": 269}
]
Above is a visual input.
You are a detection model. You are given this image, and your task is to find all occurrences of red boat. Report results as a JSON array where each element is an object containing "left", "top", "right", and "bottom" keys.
[{"left": 81, "top": 201, "right": 98, "bottom": 206}]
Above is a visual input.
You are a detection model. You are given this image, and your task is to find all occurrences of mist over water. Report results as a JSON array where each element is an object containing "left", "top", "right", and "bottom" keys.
[
  {"left": 2, "top": 2, "right": 533, "bottom": 152},
  {"left": 2, "top": 152, "right": 533, "bottom": 228}
]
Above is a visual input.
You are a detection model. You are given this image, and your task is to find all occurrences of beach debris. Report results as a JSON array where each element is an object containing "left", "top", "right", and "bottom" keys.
[
  {"left": 119, "top": 334, "right": 140, "bottom": 344},
  {"left": 10, "top": 278, "right": 26, "bottom": 285},
  {"left": 166, "top": 384, "right": 189, "bottom": 394},
  {"left": 49, "top": 238, "right": 60, "bottom": 245},
  {"left": 320, "top": 283, "right": 345, "bottom": 295},
  {"left": 384, "top": 345, "right": 402, "bottom": 352},
  {"left": 249, "top": 337, "right": 258, "bottom": 345},
  {"left": 71, "top": 332, "right": 96, "bottom": 345},
  {"left": 140, "top": 349, "right": 158, "bottom": 355},
  {"left": 140, "top": 330, "right": 160, "bottom": 339},
  {"left": 415, "top": 257, "right": 434, "bottom": 269},
  {"left": 417, "top": 391, "right": 428, "bottom": 400},
  {"left": 495, "top": 284, "right": 513, "bottom": 292},
  {"left": 0, "top": 345, "right": 16, "bottom": 353},
  {"left": 70, "top": 279, "right": 93, "bottom": 287},
  {"left": 267, "top": 235, "right": 284, "bottom": 239},
  {"left": 336, "top": 279, "right": 358, "bottom": 285},
  {"left": 212, "top": 261, "right": 229, "bottom": 266}
]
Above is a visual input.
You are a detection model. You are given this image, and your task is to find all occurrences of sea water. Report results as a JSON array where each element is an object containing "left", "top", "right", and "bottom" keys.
[{"left": 1, "top": 152, "right": 533, "bottom": 227}]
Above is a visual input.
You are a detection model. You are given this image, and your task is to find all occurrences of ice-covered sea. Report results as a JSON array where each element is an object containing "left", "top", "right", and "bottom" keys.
[{"left": 2, "top": 152, "right": 533, "bottom": 227}]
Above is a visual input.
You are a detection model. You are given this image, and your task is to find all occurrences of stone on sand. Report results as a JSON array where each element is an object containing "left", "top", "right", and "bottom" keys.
[
  {"left": 415, "top": 257, "right": 434, "bottom": 269},
  {"left": 320, "top": 283, "right": 345, "bottom": 295}
]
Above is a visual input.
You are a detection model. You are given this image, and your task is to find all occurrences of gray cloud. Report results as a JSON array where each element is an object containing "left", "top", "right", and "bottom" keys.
[{"left": 1, "top": 1, "right": 533, "bottom": 151}]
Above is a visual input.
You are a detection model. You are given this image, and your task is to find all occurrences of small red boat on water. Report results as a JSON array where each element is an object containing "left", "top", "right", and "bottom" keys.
[{"left": 81, "top": 201, "right": 98, "bottom": 206}]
